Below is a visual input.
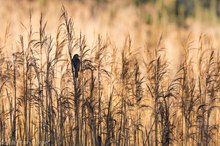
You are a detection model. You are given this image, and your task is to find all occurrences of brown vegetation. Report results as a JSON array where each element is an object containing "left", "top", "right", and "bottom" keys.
[{"left": 0, "top": 3, "right": 220, "bottom": 146}]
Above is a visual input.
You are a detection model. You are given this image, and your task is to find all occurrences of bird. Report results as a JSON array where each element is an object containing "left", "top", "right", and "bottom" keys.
[{"left": 71, "top": 54, "right": 80, "bottom": 78}]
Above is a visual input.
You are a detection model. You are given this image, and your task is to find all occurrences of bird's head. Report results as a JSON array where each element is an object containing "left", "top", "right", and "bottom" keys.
[{"left": 73, "top": 54, "right": 80, "bottom": 59}]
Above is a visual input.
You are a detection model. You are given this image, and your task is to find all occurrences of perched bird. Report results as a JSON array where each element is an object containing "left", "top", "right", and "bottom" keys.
[{"left": 71, "top": 54, "right": 80, "bottom": 78}]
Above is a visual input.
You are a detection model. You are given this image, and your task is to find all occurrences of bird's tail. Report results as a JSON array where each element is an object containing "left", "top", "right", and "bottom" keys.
[{"left": 75, "top": 71, "right": 78, "bottom": 78}]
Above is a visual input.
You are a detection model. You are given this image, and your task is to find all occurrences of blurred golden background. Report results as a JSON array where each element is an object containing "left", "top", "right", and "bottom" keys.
[{"left": 1, "top": 0, "right": 220, "bottom": 71}]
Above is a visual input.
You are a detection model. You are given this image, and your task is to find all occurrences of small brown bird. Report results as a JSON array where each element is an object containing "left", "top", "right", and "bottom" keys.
[{"left": 72, "top": 54, "right": 80, "bottom": 78}]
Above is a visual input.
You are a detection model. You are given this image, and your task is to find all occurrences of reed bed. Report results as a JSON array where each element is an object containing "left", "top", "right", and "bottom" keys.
[{"left": 0, "top": 7, "right": 220, "bottom": 146}]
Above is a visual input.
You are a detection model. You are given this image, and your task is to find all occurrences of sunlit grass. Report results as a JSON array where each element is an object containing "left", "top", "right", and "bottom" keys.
[{"left": 0, "top": 1, "right": 220, "bottom": 146}]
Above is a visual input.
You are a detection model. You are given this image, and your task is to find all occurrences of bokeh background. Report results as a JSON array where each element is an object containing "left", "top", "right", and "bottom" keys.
[{"left": 1, "top": 0, "right": 220, "bottom": 71}]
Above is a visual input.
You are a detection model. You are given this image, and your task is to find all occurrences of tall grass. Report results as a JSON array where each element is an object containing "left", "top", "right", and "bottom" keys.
[{"left": 0, "top": 7, "right": 220, "bottom": 146}]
